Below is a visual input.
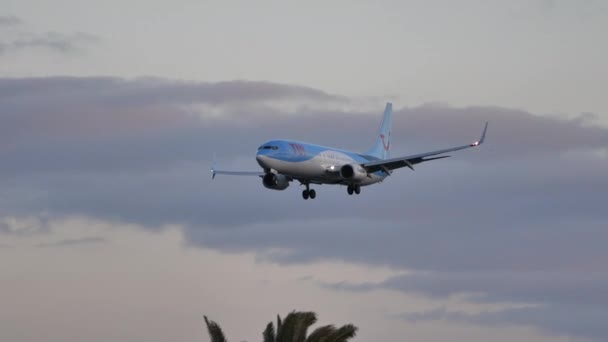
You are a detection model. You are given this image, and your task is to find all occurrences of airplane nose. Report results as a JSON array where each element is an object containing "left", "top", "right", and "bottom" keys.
[{"left": 256, "top": 154, "right": 268, "bottom": 168}]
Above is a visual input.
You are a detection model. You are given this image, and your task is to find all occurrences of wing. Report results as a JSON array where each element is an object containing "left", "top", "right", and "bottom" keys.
[
  {"left": 211, "top": 153, "right": 264, "bottom": 179},
  {"left": 211, "top": 169, "right": 264, "bottom": 179},
  {"left": 362, "top": 122, "right": 488, "bottom": 173}
]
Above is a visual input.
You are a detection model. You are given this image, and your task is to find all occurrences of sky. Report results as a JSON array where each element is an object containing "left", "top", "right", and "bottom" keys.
[{"left": 0, "top": 1, "right": 607, "bottom": 341}]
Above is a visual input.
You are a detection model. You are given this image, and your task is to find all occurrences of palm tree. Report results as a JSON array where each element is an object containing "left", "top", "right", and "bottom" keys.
[
  {"left": 204, "top": 316, "right": 227, "bottom": 342},
  {"left": 204, "top": 311, "right": 358, "bottom": 342}
]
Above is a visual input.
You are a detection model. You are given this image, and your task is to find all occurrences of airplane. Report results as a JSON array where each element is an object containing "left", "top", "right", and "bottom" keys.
[{"left": 212, "top": 103, "right": 488, "bottom": 200}]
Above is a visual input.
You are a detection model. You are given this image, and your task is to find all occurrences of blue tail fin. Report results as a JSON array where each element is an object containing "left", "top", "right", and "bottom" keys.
[{"left": 365, "top": 102, "right": 392, "bottom": 160}]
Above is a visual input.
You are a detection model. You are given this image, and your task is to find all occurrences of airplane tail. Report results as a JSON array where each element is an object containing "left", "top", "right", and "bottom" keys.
[{"left": 365, "top": 102, "right": 392, "bottom": 160}]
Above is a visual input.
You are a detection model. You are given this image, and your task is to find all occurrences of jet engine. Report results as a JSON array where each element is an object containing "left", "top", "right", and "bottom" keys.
[
  {"left": 262, "top": 172, "right": 290, "bottom": 190},
  {"left": 340, "top": 164, "right": 368, "bottom": 182}
]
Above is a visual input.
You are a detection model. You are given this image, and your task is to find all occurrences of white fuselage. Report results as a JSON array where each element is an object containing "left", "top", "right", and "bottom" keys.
[{"left": 256, "top": 144, "right": 386, "bottom": 186}]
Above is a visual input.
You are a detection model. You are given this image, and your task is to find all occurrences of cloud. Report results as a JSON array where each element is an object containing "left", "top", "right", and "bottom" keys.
[
  {"left": 537, "top": 0, "right": 558, "bottom": 12},
  {"left": 1, "top": 32, "right": 99, "bottom": 55},
  {"left": 1, "top": 76, "right": 606, "bottom": 230},
  {"left": 0, "top": 76, "right": 607, "bottom": 340},
  {"left": 0, "top": 17, "right": 99, "bottom": 55},
  {"left": 35, "top": 236, "right": 106, "bottom": 248},
  {"left": 322, "top": 258, "right": 608, "bottom": 340},
  {"left": 398, "top": 304, "right": 608, "bottom": 341},
  {"left": 0, "top": 16, "right": 22, "bottom": 26},
  {"left": 329, "top": 270, "right": 608, "bottom": 307},
  {"left": 0, "top": 216, "right": 50, "bottom": 235},
  {"left": 8, "top": 32, "right": 99, "bottom": 54}
]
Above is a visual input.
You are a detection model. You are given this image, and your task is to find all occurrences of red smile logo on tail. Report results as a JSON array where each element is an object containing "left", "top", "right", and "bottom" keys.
[{"left": 380, "top": 132, "right": 390, "bottom": 151}]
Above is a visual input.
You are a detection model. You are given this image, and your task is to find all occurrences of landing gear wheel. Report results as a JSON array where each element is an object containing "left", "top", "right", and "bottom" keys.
[
  {"left": 302, "top": 190, "right": 310, "bottom": 200},
  {"left": 354, "top": 184, "right": 361, "bottom": 195},
  {"left": 347, "top": 185, "right": 354, "bottom": 195},
  {"left": 309, "top": 189, "right": 316, "bottom": 199}
]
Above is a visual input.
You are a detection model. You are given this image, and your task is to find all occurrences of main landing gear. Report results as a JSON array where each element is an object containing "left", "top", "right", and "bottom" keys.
[
  {"left": 347, "top": 184, "right": 361, "bottom": 195},
  {"left": 302, "top": 183, "right": 316, "bottom": 200},
  {"left": 300, "top": 183, "right": 361, "bottom": 199}
]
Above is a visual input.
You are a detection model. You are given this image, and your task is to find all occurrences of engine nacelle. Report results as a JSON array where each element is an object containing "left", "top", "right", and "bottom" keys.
[
  {"left": 262, "top": 172, "right": 290, "bottom": 190},
  {"left": 340, "top": 164, "right": 368, "bottom": 182}
]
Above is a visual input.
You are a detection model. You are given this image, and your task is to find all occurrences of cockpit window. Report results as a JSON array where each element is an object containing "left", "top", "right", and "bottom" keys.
[{"left": 258, "top": 145, "right": 279, "bottom": 150}]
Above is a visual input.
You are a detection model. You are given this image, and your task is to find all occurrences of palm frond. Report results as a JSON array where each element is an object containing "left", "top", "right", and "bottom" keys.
[
  {"left": 204, "top": 316, "right": 228, "bottom": 342},
  {"left": 293, "top": 311, "right": 317, "bottom": 342},
  {"left": 275, "top": 311, "right": 318, "bottom": 342},
  {"left": 326, "top": 324, "right": 357, "bottom": 342},
  {"left": 263, "top": 321, "right": 275, "bottom": 342},
  {"left": 276, "top": 311, "right": 298, "bottom": 342},
  {"left": 305, "top": 324, "right": 336, "bottom": 342}
]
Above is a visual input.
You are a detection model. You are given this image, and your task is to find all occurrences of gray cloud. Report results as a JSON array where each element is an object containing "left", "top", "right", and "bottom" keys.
[
  {"left": 0, "top": 216, "right": 51, "bottom": 235},
  {"left": 398, "top": 304, "right": 608, "bottom": 341},
  {"left": 0, "top": 76, "right": 344, "bottom": 176},
  {"left": 329, "top": 270, "right": 608, "bottom": 308},
  {"left": 35, "top": 236, "right": 106, "bottom": 248},
  {"left": 0, "top": 16, "right": 99, "bottom": 55},
  {"left": 0, "top": 76, "right": 607, "bottom": 340},
  {"left": 0, "top": 16, "right": 22, "bottom": 26},
  {"left": 8, "top": 32, "right": 99, "bottom": 54},
  {"left": 327, "top": 267, "right": 608, "bottom": 340}
]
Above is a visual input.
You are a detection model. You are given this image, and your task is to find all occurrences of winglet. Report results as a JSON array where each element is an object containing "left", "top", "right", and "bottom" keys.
[
  {"left": 471, "top": 122, "right": 488, "bottom": 146},
  {"left": 211, "top": 152, "right": 217, "bottom": 179},
  {"left": 479, "top": 122, "right": 488, "bottom": 144}
]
